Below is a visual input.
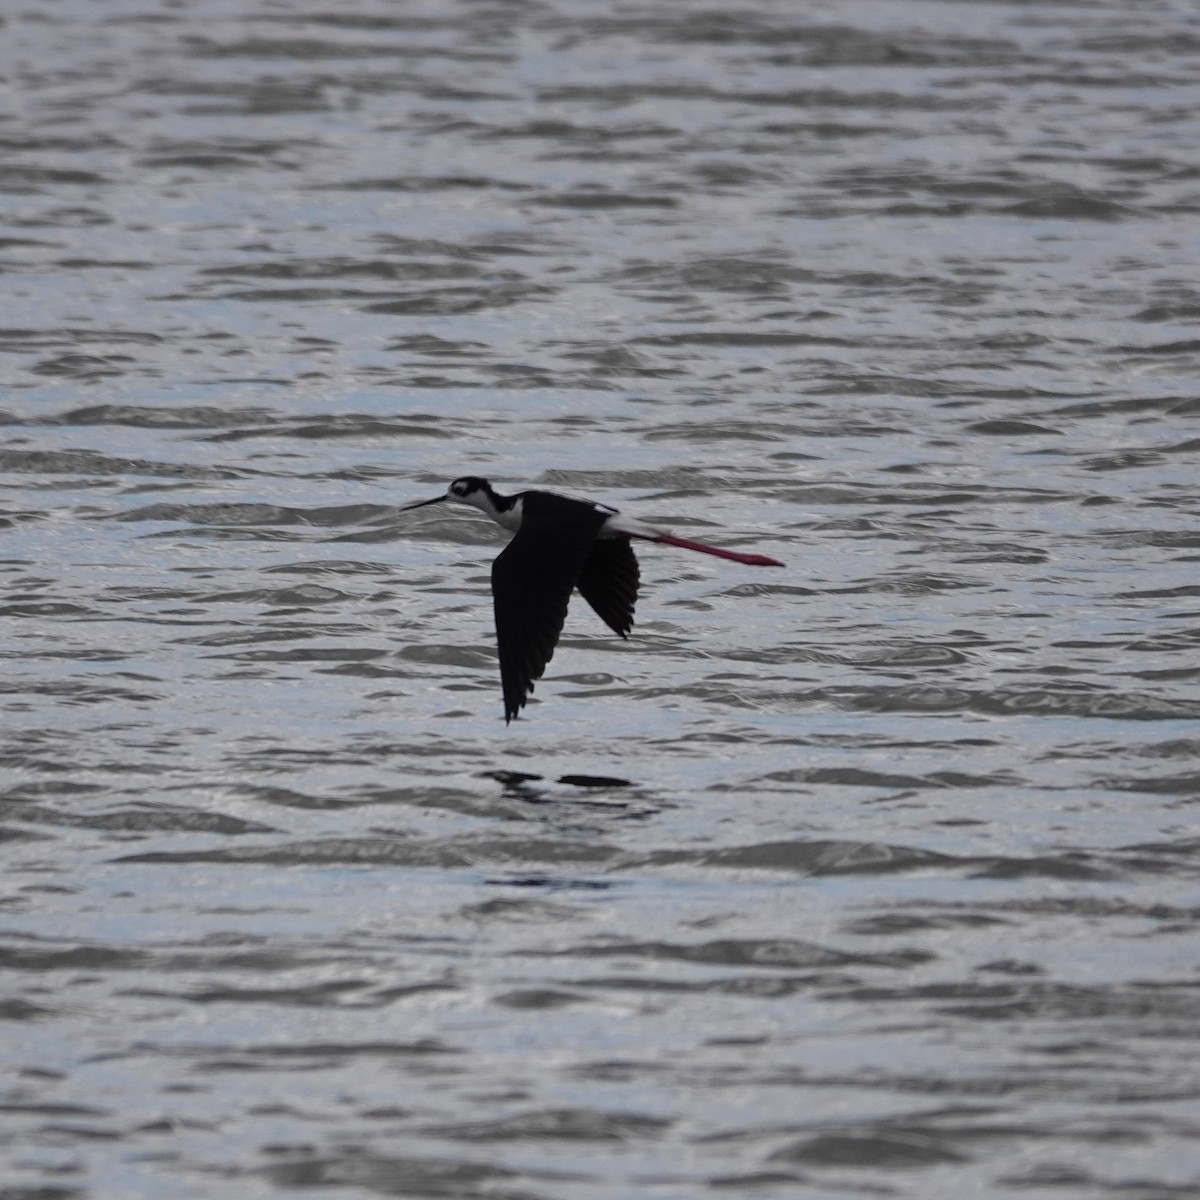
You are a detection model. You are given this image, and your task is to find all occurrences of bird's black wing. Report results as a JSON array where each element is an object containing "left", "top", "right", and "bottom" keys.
[
  {"left": 491, "top": 492, "right": 608, "bottom": 722},
  {"left": 577, "top": 537, "right": 639, "bottom": 639}
]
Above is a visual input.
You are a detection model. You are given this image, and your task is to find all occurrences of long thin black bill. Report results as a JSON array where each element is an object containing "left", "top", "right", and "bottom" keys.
[{"left": 399, "top": 495, "right": 448, "bottom": 511}]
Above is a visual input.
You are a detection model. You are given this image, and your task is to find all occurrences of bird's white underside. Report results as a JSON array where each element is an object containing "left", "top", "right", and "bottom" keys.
[{"left": 598, "top": 508, "right": 666, "bottom": 541}]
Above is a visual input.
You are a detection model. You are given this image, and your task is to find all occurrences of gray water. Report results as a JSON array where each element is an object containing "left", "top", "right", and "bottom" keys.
[{"left": 3, "top": 1, "right": 1200, "bottom": 1197}]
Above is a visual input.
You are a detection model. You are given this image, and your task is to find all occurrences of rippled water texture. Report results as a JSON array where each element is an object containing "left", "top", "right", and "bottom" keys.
[{"left": 3, "top": 1, "right": 1200, "bottom": 1196}]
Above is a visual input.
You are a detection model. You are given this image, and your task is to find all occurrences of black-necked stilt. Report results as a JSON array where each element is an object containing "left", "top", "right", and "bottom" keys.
[{"left": 401, "top": 477, "right": 783, "bottom": 722}]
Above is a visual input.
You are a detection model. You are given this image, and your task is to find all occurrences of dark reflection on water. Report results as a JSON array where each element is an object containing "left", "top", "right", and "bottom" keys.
[{"left": 3, "top": 0, "right": 1200, "bottom": 1196}]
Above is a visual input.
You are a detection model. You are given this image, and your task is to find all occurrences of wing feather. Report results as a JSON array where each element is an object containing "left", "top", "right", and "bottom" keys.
[
  {"left": 577, "top": 538, "right": 639, "bottom": 638},
  {"left": 491, "top": 492, "right": 608, "bottom": 722}
]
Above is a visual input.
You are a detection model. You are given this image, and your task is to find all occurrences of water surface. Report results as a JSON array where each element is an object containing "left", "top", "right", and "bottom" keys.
[{"left": 3, "top": 1, "right": 1200, "bottom": 1196}]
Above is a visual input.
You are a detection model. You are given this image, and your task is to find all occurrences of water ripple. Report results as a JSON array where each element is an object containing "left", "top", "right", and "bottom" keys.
[{"left": 3, "top": 0, "right": 1200, "bottom": 1197}]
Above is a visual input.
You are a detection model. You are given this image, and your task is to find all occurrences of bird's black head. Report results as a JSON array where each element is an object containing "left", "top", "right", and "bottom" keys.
[
  {"left": 448, "top": 476, "right": 491, "bottom": 500},
  {"left": 401, "top": 475, "right": 503, "bottom": 516}
]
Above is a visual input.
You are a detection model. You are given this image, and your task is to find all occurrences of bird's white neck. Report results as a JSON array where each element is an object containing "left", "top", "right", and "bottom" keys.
[
  {"left": 489, "top": 495, "right": 523, "bottom": 532},
  {"left": 455, "top": 488, "right": 523, "bottom": 532}
]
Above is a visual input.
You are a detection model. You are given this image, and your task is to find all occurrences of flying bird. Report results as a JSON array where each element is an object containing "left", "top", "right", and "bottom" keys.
[{"left": 401, "top": 477, "right": 783, "bottom": 722}]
